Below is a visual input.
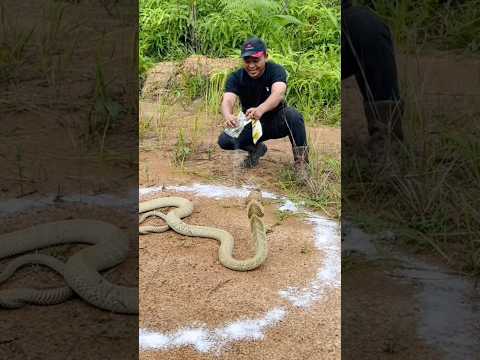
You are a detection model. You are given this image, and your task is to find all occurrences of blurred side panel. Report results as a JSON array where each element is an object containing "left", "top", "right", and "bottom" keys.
[
  {"left": 342, "top": 1, "right": 480, "bottom": 358},
  {"left": 0, "top": 1, "right": 138, "bottom": 359}
]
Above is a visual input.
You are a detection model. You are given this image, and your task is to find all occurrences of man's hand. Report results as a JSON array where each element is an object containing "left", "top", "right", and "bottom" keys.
[
  {"left": 224, "top": 113, "right": 239, "bottom": 128},
  {"left": 245, "top": 106, "right": 265, "bottom": 121},
  {"left": 245, "top": 82, "right": 286, "bottom": 121}
]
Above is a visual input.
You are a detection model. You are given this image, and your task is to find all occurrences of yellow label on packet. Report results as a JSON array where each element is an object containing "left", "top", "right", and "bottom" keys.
[{"left": 252, "top": 119, "right": 263, "bottom": 144}]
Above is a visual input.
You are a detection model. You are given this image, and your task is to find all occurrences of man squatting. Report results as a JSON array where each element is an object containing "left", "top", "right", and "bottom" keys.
[{"left": 217, "top": 37, "right": 310, "bottom": 182}]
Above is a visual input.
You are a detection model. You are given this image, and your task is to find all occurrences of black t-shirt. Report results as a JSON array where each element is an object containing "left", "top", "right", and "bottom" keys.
[{"left": 224, "top": 62, "right": 287, "bottom": 114}]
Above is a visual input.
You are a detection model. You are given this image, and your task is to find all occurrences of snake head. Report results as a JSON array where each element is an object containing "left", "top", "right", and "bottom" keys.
[
  {"left": 246, "top": 189, "right": 262, "bottom": 204},
  {"left": 246, "top": 189, "right": 264, "bottom": 218}
]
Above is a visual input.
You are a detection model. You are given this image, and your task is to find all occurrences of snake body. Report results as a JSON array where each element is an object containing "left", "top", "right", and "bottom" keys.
[
  {"left": 0, "top": 220, "right": 137, "bottom": 313},
  {"left": 0, "top": 191, "right": 267, "bottom": 312},
  {"left": 139, "top": 191, "right": 268, "bottom": 271}
]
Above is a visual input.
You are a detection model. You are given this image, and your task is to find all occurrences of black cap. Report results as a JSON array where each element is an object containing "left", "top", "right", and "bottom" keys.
[{"left": 241, "top": 37, "right": 267, "bottom": 58}]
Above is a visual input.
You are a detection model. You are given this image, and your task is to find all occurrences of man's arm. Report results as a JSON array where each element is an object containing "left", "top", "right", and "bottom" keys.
[
  {"left": 245, "top": 81, "right": 286, "bottom": 120},
  {"left": 221, "top": 92, "right": 239, "bottom": 128}
]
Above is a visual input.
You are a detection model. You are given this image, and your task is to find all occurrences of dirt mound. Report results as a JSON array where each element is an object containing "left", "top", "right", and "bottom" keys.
[
  {"left": 141, "top": 56, "right": 240, "bottom": 101},
  {"left": 180, "top": 55, "right": 239, "bottom": 77},
  {"left": 141, "top": 61, "right": 178, "bottom": 101}
]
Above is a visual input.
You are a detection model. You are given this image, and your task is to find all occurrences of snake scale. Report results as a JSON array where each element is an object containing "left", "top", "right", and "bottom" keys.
[{"left": 0, "top": 190, "right": 267, "bottom": 313}]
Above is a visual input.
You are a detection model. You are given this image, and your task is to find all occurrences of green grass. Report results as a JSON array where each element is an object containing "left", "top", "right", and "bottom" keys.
[
  {"left": 0, "top": 4, "right": 35, "bottom": 81},
  {"left": 173, "top": 128, "right": 193, "bottom": 167},
  {"left": 277, "top": 134, "right": 341, "bottom": 219},
  {"left": 268, "top": 49, "right": 340, "bottom": 124},
  {"left": 89, "top": 57, "right": 124, "bottom": 154},
  {"left": 343, "top": 111, "right": 480, "bottom": 276}
]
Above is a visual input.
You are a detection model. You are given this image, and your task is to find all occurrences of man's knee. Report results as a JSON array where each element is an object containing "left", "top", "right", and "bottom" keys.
[
  {"left": 218, "top": 132, "right": 236, "bottom": 150},
  {"left": 284, "top": 107, "right": 305, "bottom": 126}
]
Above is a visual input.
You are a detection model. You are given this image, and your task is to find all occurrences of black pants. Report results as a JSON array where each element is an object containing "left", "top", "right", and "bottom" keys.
[
  {"left": 341, "top": 5, "right": 400, "bottom": 102},
  {"left": 218, "top": 106, "right": 307, "bottom": 151}
]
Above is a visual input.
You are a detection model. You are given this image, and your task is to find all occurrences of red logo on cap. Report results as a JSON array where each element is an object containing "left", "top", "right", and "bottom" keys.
[{"left": 251, "top": 51, "right": 264, "bottom": 58}]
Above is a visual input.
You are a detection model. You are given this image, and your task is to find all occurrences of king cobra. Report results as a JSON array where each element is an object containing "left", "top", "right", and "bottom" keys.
[{"left": 0, "top": 190, "right": 267, "bottom": 313}]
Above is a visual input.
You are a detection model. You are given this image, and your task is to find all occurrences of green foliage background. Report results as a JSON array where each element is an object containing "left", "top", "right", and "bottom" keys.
[{"left": 140, "top": 0, "right": 340, "bottom": 125}]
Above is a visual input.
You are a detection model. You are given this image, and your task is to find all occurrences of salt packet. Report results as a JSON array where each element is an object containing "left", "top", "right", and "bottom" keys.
[{"left": 251, "top": 118, "right": 263, "bottom": 144}]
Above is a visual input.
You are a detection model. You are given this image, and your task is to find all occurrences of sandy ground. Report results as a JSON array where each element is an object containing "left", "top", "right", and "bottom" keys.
[
  {"left": 141, "top": 292, "right": 340, "bottom": 360},
  {"left": 140, "top": 192, "right": 320, "bottom": 329}
]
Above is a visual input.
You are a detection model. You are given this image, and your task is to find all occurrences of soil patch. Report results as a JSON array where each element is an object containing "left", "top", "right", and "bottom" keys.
[
  {"left": 141, "top": 291, "right": 340, "bottom": 360},
  {"left": 139, "top": 99, "right": 340, "bottom": 196}
]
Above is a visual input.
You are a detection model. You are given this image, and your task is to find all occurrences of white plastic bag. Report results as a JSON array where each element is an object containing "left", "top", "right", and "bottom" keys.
[
  {"left": 224, "top": 111, "right": 263, "bottom": 144},
  {"left": 223, "top": 111, "right": 249, "bottom": 138}
]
